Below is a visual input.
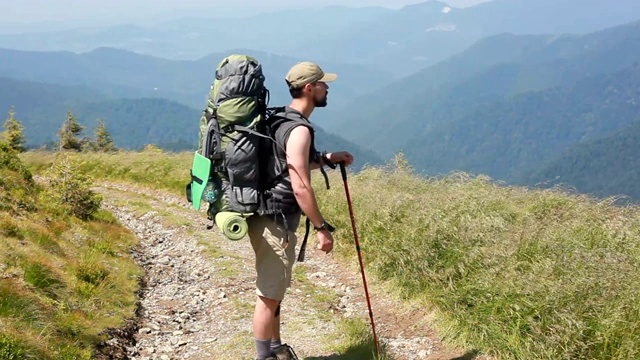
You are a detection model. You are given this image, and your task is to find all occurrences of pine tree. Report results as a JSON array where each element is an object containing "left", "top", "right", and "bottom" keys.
[
  {"left": 2, "top": 107, "right": 26, "bottom": 152},
  {"left": 93, "top": 119, "right": 117, "bottom": 152},
  {"left": 58, "top": 110, "right": 85, "bottom": 151}
]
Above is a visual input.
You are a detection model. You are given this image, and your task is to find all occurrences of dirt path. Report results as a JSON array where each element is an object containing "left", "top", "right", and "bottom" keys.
[{"left": 96, "top": 181, "right": 489, "bottom": 360}]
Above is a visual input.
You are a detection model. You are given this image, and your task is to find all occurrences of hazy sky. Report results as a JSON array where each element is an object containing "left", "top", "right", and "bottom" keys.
[{"left": 5, "top": 0, "right": 493, "bottom": 24}]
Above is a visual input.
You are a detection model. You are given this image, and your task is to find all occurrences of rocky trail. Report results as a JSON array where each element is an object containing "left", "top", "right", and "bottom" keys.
[{"left": 95, "top": 181, "right": 489, "bottom": 360}]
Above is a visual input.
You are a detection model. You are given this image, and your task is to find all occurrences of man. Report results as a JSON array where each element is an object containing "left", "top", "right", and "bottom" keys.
[{"left": 247, "top": 61, "right": 354, "bottom": 360}]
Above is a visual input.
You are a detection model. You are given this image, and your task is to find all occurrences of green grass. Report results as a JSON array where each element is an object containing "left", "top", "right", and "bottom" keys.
[
  {"left": 1, "top": 146, "right": 142, "bottom": 359},
  {"left": 317, "top": 162, "right": 640, "bottom": 360},
  {"left": 22, "top": 149, "right": 192, "bottom": 195},
  {"left": 0, "top": 333, "right": 30, "bottom": 360},
  {"left": 333, "top": 318, "right": 390, "bottom": 360},
  {"left": 20, "top": 150, "right": 640, "bottom": 359}
]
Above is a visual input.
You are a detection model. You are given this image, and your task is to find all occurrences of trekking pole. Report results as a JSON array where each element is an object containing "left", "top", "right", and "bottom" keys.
[{"left": 339, "top": 162, "right": 382, "bottom": 357}]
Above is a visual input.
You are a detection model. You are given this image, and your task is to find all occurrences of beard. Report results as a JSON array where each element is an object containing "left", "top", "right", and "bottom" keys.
[{"left": 314, "top": 93, "right": 328, "bottom": 107}]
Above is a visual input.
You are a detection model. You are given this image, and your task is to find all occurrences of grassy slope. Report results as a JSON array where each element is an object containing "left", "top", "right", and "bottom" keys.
[
  {"left": 1, "top": 146, "right": 141, "bottom": 360},
  {"left": 21, "top": 150, "right": 640, "bottom": 360}
]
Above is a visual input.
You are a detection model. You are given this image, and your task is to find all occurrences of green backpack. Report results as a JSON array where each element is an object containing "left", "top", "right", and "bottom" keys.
[
  {"left": 186, "top": 54, "right": 333, "bottom": 258},
  {"left": 186, "top": 53, "right": 269, "bottom": 224}
]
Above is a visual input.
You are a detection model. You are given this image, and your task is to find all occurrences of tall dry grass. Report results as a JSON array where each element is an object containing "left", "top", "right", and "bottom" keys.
[{"left": 21, "top": 150, "right": 640, "bottom": 359}]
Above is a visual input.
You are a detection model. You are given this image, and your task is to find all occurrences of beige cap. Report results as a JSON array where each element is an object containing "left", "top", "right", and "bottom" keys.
[{"left": 285, "top": 61, "right": 337, "bottom": 89}]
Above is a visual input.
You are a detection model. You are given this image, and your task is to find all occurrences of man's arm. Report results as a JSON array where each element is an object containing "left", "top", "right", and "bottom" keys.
[
  {"left": 309, "top": 151, "right": 354, "bottom": 170},
  {"left": 286, "top": 126, "right": 324, "bottom": 228},
  {"left": 309, "top": 151, "right": 329, "bottom": 171}
]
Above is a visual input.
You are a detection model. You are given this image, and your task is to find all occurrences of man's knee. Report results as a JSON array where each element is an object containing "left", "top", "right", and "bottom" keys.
[{"left": 257, "top": 295, "right": 280, "bottom": 311}]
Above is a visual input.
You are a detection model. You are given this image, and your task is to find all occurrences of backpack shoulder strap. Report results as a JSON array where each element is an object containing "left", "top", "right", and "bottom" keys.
[{"left": 267, "top": 108, "right": 315, "bottom": 153}]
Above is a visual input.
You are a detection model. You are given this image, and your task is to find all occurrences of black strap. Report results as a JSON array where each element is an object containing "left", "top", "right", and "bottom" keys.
[
  {"left": 190, "top": 170, "right": 204, "bottom": 185},
  {"left": 319, "top": 166, "right": 331, "bottom": 190},
  {"left": 228, "top": 124, "right": 276, "bottom": 141},
  {"left": 297, "top": 217, "right": 312, "bottom": 262}
]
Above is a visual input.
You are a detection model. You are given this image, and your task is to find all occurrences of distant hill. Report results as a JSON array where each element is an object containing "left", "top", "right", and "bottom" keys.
[
  {"left": 1, "top": 0, "right": 639, "bottom": 76},
  {"left": 0, "top": 77, "right": 381, "bottom": 168},
  {"left": 403, "top": 62, "right": 640, "bottom": 184},
  {"left": 329, "top": 20, "right": 640, "bottom": 159},
  {"left": 521, "top": 121, "right": 640, "bottom": 202},
  {"left": 0, "top": 47, "right": 393, "bottom": 110}
]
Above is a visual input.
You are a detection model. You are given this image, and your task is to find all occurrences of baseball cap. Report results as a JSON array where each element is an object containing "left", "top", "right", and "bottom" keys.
[{"left": 285, "top": 61, "right": 337, "bottom": 89}]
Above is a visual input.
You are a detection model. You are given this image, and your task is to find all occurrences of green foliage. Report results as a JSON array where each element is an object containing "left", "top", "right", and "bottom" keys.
[
  {"left": 57, "top": 110, "right": 85, "bottom": 152},
  {"left": 335, "top": 318, "right": 389, "bottom": 360},
  {"left": 2, "top": 107, "right": 26, "bottom": 152},
  {"left": 0, "top": 334, "right": 28, "bottom": 360},
  {"left": 39, "top": 153, "right": 103, "bottom": 220},
  {"left": 0, "top": 141, "right": 37, "bottom": 214},
  {"left": 0, "top": 141, "right": 33, "bottom": 182},
  {"left": 75, "top": 263, "right": 109, "bottom": 286},
  {"left": 22, "top": 261, "right": 63, "bottom": 295},
  {"left": 92, "top": 119, "right": 117, "bottom": 152},
  {"left": 0, "top": 280, "right": 43, "bottom": 326}
]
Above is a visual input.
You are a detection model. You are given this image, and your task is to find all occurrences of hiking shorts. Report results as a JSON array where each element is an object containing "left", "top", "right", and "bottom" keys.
[{"left": 247, "top": 215, "right": 298, "bottom": 301}]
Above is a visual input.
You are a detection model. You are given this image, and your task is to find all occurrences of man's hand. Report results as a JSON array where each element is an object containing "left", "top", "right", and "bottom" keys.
[
  {"left": 316, "top": 230, "right": 334, "bottom": 253},
  {"left": 327, "top": 151, "right": 355, "bottom": 167}
]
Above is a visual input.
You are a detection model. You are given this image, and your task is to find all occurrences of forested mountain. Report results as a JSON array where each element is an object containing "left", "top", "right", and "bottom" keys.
[
  {"left": 330, "top": 20, "right": 640, "bottom": 159},
  {"left": 0, "top": 47, "right": 393, "bottom": 110},
  {"left": 0, "top": 77, "right": 381, "bottom": 167},
  {"left": 521, "top": 121, "right": 640, "bottom": 202},
  {"left": 2, "top": 0, "right": 639, "bottom": 76},
  {"left": 403, "top": 62, "right": 640, "bottom": 183}
]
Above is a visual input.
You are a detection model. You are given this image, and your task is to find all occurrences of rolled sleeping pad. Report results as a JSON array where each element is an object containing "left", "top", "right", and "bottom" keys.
[{"left": 215, "top": 212, "right": 249, "bottom": 241}]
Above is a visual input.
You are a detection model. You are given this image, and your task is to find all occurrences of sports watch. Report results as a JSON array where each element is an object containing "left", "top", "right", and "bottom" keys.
[{"left": 314, "top": 221, "right": 336, "bottom": 233}]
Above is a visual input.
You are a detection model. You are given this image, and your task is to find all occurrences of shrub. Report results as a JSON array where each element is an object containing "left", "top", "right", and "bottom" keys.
[{"left": 40, "top": 154, "right": 102, "bottom": 220}]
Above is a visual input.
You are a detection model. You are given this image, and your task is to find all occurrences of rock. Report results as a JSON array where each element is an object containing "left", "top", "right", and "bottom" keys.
[{"left": 309, "top": 271, "right": 327, "bottom": 279}]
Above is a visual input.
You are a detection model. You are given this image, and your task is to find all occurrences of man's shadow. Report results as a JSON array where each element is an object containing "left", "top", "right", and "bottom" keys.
[{"left": 304, "top": 348, "right": 483, "bottom": 360}]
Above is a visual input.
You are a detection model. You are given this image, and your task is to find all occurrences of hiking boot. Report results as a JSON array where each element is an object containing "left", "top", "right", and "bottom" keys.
[{"left": 271, "top": 343, "right": 299, "bottom": 360}]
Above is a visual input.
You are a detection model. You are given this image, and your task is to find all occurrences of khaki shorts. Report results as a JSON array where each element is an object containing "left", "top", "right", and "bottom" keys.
[{"left": 247, "top": 216, "right": 298, "bottom": 301}]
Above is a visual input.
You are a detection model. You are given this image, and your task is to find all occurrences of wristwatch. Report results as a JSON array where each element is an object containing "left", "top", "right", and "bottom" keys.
[{"left": 314, "top": 221, "right": 336, "bottom": 233}]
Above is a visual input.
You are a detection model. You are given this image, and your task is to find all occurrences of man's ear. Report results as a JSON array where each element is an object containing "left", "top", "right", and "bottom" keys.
[{"left": 303, "top": 83, "right": 313, "bottom": 94}]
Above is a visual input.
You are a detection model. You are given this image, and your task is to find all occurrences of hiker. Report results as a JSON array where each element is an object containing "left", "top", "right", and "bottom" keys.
[{"left": 247, "top": 61, "right": 354, "bottom": 360}]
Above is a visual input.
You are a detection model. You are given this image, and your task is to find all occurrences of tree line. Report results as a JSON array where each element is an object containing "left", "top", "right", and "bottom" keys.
[{"left": 1, "top": 107, "right": 117, "bottom": 153}]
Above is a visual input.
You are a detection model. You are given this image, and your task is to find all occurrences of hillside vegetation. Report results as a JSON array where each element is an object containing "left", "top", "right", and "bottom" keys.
[
  {"left": 20, "top": 150, "right": 640, "bottom": 359},
  {"left": 523, "top": 120, "right": 640, "bottom": 201},
  {"left": 0, "top": 144, "right": 142, "bottom": 359}
]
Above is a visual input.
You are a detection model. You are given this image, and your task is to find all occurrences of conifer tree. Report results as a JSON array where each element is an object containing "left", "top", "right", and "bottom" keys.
[
  {"left": 58, "top": 110, "right": 85, "bottom": 151},
  {"left": 93, "top": 119, "right": 117, "bottom": 152},
  {"left": 2, "top": 107, "right": 26, "bottom": 152}
]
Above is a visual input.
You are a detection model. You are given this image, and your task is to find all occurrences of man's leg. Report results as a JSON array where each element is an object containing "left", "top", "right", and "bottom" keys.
[
  {"left": 271, "top": 302, "right": 282, "bottom": 350},
  {"left": 248, "top": 216, "right": 298, "bottom": 359},
  {"left": 254, "top": 295, "right": 280, "bottom": 359}
]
